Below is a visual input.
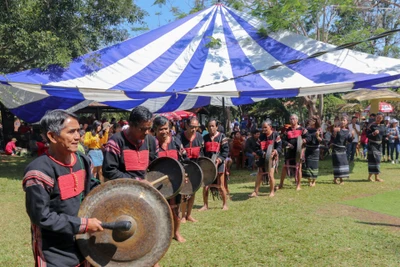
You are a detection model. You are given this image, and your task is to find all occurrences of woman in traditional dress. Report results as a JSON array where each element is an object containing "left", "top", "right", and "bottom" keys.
[
  {"left": 84, "top": 120, "right": 109, "bottom": 183},
  {"left": 331, "top": 115, "right": 354, "bottom": 185},
  {"left": 367, "top": 113, "right": 385, "bottom": 182},
  {"left": 302, "top": 115, "right": 323, "bottom": 187},
  {"left": 231, "top": 131, "right": 244, "bottom": 168}
]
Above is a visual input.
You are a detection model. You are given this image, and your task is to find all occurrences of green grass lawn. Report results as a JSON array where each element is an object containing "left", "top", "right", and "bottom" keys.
[
  {"left": 2, "top": 155, "right": 400, "bottom": 266},
  {"left": 343, "top": 190, "right": 400, "bottom": 218}
]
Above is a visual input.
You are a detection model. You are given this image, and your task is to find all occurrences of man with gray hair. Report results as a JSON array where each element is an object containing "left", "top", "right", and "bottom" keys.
[
  {"left": 279, "top": 114, "right": 306, "bottom": 191},
  {"left": 22, "top": 109, "right": 103, "bottom": 266},
  {"left": 249, "top": 119, "right": 282, "bottom": 198}
]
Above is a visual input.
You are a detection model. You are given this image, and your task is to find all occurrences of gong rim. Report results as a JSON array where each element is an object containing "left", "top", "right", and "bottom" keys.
[
  {"left": 296, "top": 135, "right": 303, "bottom": 163},
  {"left": 180, "top": 161, "right": 203, "bottom": 195},
  {"left": 146, "top": 157, "right": 185, "bottom": 199},
  {"left": 264, "top": 144, "right": 274, "bottom": 171},
  {"left": 197, "top": 157, "right": 217, "bottom": 186},
  {"left": 76, "top": 179, "right": 173, "bottom": 267}
]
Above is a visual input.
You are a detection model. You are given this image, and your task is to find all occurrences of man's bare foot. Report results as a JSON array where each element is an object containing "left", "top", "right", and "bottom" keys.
[
  {"left": 248, "top": 192, "right": 258, "bottom": 198},
  {"left": 269, "top": 193, "right": 275, "bottom": 197},
  {"left": 339, "top": 181, "right": 344, "bottom": 185},
  {"left": 333, "top": 179, "right": 338, "bottom": 184},
  {"left": 296, "top": 186, "right": 301, "bottom": 191},
  {"left": 198, "top": 205, "right": 208, "bottom": 212},
  {"left": 368, "top": 178, "right": 374, "bottom": 182},
  {"left": 174, "top": 234, "right": 186, "bottom": 243},
  {"left": 222, "top": 205, "right": 229, "bottom": 210},
  {"left": 181, "top": 217, "right": 187, "bottom": 223},
  {"left": 186, "top": 216, "right": 198, "bottom": 222},
  {"left": 277, "top": 185, "right": 283, "bottom": 189},
  {"left": 375, "top": 178, "right": 384, "bottom": 182},
  {"left": 153, "top": 263, "right": 160, "bottom": 267}
]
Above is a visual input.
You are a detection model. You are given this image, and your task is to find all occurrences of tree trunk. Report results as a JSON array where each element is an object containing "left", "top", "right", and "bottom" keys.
[
  {"left": 302, "top": 95, "right": 318, "bottom": 119},
  {"left": 318, "top": 94, "right": 324, "bottom": 119}
]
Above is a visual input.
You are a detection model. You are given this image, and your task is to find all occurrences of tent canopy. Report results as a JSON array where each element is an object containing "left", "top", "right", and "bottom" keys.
[
  {"left": 342, "top": 89, "right": 400, "bottom": 101},
  {"left": 1, "top": 3, "right": 400, "bottom": 122}
]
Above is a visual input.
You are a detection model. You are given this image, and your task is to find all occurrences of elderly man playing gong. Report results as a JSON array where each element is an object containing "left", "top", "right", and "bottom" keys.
[
  {"left": 177, "top": 116, "right": 204, "bottom": 222},
  {"left": 199, "top": 119, "right": 229, "bottom": 211},
  {"left": 279, "top": 114, "right": 307, "bottom": 191},
  {"left": 249, "top": 119, "right": 282, "bottom": 198},
  {"left": 23, "top": 110, "right": 103, "bottom": 267}
]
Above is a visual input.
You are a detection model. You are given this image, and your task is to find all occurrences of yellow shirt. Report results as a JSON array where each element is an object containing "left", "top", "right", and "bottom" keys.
[{"left": 84, "top": 132, "right": 108, "bottom": 149}]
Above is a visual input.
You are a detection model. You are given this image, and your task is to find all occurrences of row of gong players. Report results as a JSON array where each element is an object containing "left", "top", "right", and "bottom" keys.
[
  {"left": 22, "top": 106, "right": 229, "bottom": 267},
  {"left": 101, "top": 109, "right": 230, "bottom": 244},
  {"left": 21, "top": 105, "right": 307, "bottom": 267}
]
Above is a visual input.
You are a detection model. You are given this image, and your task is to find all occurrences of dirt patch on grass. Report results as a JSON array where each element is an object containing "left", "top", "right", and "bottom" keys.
[{"left": 317, "top": 204, "right": 400, "bottom": 231}]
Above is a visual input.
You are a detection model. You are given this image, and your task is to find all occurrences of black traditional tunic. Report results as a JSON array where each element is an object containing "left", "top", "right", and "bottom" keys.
[
  {"left": 177, "top": 132, "right": 203, "bottom": 199},
  {"left": 332, "top": 128, "right": 353, "bottom": 178},
  {"left": 177, "top": 132, "right": 204, "bottom": 160},
  {"left": 367, "top": 123, "right": 386, "bottom": 174},
  {"left": 282, "top": 126, "right": 305, "bottom": 164},
  {"left": 203, "top": 132, "right": 229, "bottom": 173},
  {"left": 157, "top": 135, "right": 189, "bottom": 204},
  {"left": 282, "top": 126, "right": 305, "bottom": 177},
  {"left": 23, "top": 153, "right": 99, "bottom": 267},
  {"left": 302, "top": 128, "right": 320, "bottom": 179},
  {"left": 257, "top": 131, "right": 282, "bottom": 171},
  {"left": 103, "top": 130, "right": 158, "bottom": 180}
]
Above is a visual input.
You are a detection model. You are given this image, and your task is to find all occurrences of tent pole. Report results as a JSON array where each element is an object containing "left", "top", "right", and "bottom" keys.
[{"left": 222, "top": 97, "right": 226, "bottom": 132}]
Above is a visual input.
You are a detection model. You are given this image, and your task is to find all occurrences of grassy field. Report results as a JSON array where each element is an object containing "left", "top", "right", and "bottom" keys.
[
  {"left": 1, "top": 155, "right": 400, "bottom": 266},
  {"left": 343, "top": 190, "right": 400, "bottom": 218}
]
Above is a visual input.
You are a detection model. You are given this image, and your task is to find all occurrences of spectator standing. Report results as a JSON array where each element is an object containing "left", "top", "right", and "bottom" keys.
[
  {"left": 347, "top": 116, "right": 361, "bottom": 162},
  {"left": 387, "top": 119, "right": 399, "bottom": 164},
  {"left": 244, "top": 129, "right": 260, "bottom": 171}
]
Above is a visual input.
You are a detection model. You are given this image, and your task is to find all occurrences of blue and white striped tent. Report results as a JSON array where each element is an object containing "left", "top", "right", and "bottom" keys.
[{"left": 1, "top": 3, "right": 400, "bottom": 122}]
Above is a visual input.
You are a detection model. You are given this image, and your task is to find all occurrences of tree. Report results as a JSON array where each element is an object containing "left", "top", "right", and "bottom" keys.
[
  {"left": 224, "top": 0, "right": 400, "bottom": 118},
  {"left": 0, "top": 0, "right": 147, "bottom": 74}
]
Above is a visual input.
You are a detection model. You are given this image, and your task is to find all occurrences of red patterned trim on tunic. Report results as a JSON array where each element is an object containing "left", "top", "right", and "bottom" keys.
[
  {"left": 23, "top": 170, "right": 54, "bottom": 190},
  {"left": 58, "top": 169, "right": 86, "bottom": 200},
  {"left": 104, "top": 139, "right": 121, "bottom": 155},
  {"left": 32, "top": 224, "right": 47, "bottom": 267},
  {"left": 79, "top": 218, "right": 88, "bottom": 234}
]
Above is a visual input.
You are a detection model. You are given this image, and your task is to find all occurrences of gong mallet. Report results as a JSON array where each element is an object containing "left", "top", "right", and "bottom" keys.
[
  {"left": 149, "top": 175, "right": 169, "bottom": 186},
  {"left": 101, "top": 221, "right": 132, "bottom": 231}
]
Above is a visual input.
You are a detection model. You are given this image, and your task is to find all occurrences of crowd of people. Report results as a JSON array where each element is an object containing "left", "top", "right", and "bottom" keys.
[{"left": 12, "top": 106, "right": 395, "bottom": 266}]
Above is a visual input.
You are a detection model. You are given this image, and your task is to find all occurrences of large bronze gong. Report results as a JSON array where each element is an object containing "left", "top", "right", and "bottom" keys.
[
  {"left": 264, "top": 144, "right": 274, "bottom": 171},
  {"left": 145, "top": 157, "right": 184, "bottom": 199},
  {"left": 196, "top": 157, "right": 217, "bottom": 186},
  {"left": 76, "top": 179, "right": 173, "bottom": 267},
  {"left": 296, "top": 135, "right": 303, "bottom": 163},
  {"left": 180, "top": 160, "right": 203, "bottom": 195}
]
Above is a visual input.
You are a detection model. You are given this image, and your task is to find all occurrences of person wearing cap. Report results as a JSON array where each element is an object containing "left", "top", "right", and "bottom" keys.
[
  {"left": 387, "top": 119, "right": 399, "bottom": 164},
  {"left": 347, "top": 116, "right": 361, "bottom": 162},
  {"left": 367, "top": 112, "right": 385, "bottom": 182},
  {"left": 84, "top": 120, "right": 109, "bottom": 183},
  {"left": 5, "top": 137, "right": 22, "bottom": 156}
]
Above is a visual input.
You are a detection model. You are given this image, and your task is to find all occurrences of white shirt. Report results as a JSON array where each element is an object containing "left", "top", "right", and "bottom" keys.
[{"left": 348, "top": 123, "right": 360, "bottom": 143}]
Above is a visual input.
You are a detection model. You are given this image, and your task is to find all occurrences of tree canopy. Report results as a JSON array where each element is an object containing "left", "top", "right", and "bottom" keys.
[{"left": 0, "top": 0, "right": 146, "bottom": 74}]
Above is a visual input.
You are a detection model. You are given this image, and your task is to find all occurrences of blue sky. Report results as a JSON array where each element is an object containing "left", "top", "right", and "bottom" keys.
[{"left": 131, "top": 0, "right": 194, "bottom": 36}]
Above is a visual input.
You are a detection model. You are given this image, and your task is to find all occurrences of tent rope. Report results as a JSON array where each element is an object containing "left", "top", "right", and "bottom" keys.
[{"left": 182, "top": 28, "right": 400, "bottom": 92}]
